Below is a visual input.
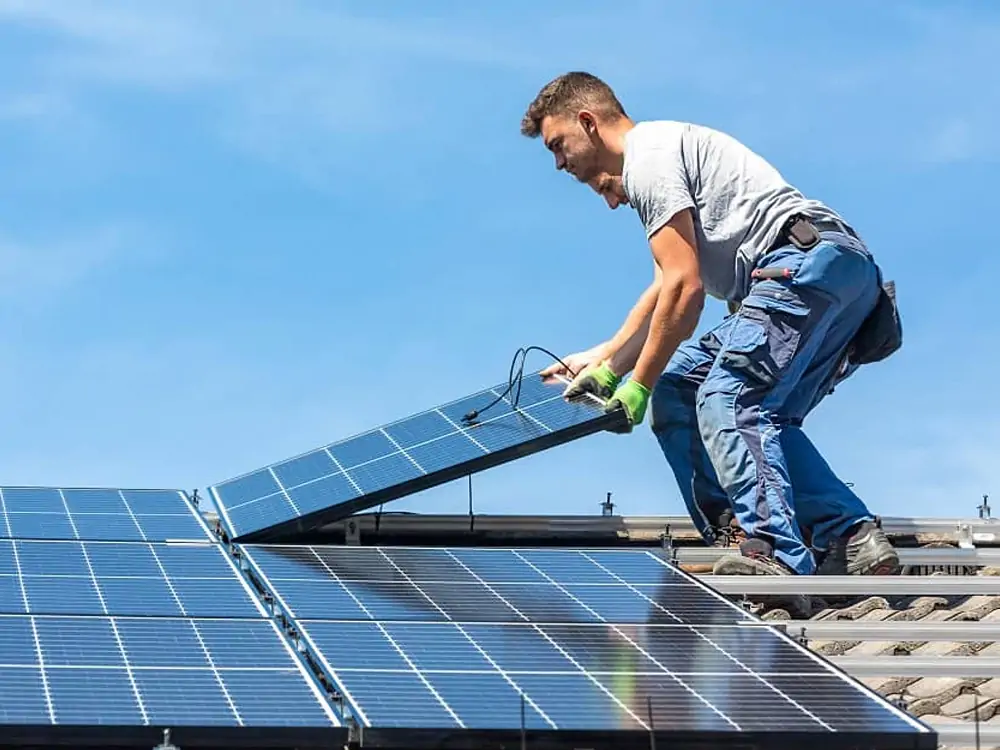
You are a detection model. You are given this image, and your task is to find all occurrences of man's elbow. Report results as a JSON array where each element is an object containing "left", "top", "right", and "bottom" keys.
[{"left": 669, "top": 272, "right": 704, "bottom": 337}]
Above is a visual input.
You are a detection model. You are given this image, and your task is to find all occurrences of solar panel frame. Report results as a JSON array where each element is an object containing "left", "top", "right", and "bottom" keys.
[
  {"left": 239, "top": 543, "right": 938, "bottom": 750},
  {"left": 0, "top": 613, "right": 347, "bottom": 748},
  {"left": 0, "top": 486, "right": 215, "bottom": 543},
  {"left": 209, "top": 372, "right": 628, "bottom": 542}
]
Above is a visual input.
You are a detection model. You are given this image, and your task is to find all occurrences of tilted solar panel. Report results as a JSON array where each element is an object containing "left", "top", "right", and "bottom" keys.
[
  {"left": 0, "top": 486, "right": 346, "bottom": 747},
  {"left": 0, "top": 486, "right": 211, "bottom": 542},
  {"left": 209, "top": 373, "right": 627, "bottom": 542},
  {"left": 241, "top": 544, "right": 937, "bottom": 749}
]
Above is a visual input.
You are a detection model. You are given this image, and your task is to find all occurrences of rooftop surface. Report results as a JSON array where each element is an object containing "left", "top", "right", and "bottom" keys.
[{"left": 271, "top": 509, "right": 1000, "bottom": 749}]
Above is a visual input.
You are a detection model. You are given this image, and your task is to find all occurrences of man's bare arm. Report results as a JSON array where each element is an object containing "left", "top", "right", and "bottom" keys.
[{"left": 630, "top": 208, "right": 705, "bottom": 390}]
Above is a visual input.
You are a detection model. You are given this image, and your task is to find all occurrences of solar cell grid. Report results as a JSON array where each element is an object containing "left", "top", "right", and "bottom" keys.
[
  {"left": 0, "top": 613, "right": 341, "bottom": 731},
  {"left": 210, "top": 373, "right": 627, "bottom": 541},
  {"left": 242, "top": 544, "right": 934, "bottom": 747},
  {"left": 0, "top": 487, "right": 211, "bottom": 543},
  {"left": 0, "top": 539, "right": 266, "bottom": 618},
  {"left": 242, "top": 544, "right": 745, "bottom": 625}
]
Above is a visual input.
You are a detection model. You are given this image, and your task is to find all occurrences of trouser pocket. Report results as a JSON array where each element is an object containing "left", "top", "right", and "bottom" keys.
[{"left": 715, "top": 300, "right": 808, "bottom": 391}]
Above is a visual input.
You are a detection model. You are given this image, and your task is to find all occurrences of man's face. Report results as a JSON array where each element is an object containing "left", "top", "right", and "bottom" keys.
[
  {"left": 540, "top": 113, "right": 603, "bottom": 185},
  {"left": 589, "top": 173, "right": 629, "bottom": 210},
  {"left": 540, "top": 113, "right": 627, "bottom": 209}
]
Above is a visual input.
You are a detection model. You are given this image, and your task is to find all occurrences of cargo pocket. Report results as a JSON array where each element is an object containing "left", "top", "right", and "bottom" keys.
[{"left": 716, "top": 300, "right": 807, "bottom": 390}]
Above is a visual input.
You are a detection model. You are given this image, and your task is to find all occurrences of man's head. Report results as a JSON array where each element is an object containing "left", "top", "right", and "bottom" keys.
[{"left": 521, "top": 71, "right": 633, "bottom": 208}]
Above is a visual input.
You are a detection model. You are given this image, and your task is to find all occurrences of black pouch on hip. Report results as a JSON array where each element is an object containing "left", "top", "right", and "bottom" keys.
[{"left": 848, "top": 275, "right": 903, "bottom": 365}]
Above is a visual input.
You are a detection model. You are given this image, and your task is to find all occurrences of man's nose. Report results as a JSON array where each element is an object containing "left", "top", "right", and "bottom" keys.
[{"left": 554, "top": 154, "right": 566, "bottom": 171}]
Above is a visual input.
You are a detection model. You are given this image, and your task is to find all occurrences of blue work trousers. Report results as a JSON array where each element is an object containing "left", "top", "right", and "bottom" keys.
[{"left": 650, "top": 231, "right": 880, "bottom": 575}]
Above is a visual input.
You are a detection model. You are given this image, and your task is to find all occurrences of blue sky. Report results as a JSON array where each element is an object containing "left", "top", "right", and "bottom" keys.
[{"left": 0, "top": 0, "right": 997, "bottom": 525}]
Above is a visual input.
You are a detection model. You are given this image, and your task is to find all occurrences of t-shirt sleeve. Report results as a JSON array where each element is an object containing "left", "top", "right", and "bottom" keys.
[{"left": 624, "top": 138, "right": 695, "bottom": 241}]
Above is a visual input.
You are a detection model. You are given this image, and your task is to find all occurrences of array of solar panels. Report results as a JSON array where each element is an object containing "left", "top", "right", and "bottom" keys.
[
  {"left": 236, "top": 544, "right": 935, "bottom": 747},
  {"left": 210, "top": 373, "right": 627, "bottom": 541},
  {"left": 0, "top": 374, "right": 937, "bottom": 747},
  {"left": 0, "top": 485, "right": 936, "bottom": 748},
  {"left": 0, "top": 486, "right": 343, "bottom": 746}
]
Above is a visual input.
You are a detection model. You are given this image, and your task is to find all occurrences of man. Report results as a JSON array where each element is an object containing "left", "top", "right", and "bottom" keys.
[{"left": 522, "top": 71, "right": 901, "bottom": 578}]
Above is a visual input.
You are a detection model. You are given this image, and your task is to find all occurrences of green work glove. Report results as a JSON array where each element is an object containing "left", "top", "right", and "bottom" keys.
[
  {"left": 605, "top": 379, "right": 651, "bottom": 433},
  {"left": 563, "top": 361, "right": 621, "bottom": 402}
]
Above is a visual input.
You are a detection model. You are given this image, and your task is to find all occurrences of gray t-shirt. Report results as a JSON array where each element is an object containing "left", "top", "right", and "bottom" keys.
[{"left": 622, "top": 120, "right": 849, "bottom": 302}]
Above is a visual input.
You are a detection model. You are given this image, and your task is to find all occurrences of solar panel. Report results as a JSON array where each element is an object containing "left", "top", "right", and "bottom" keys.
[
  {"left": 241, "top": 544, "right": 936, "bottom": 749},
  {"left": 0, "top": 487, "right": 212, "bottom": 542},
  {"left": 0, "top": 613, "right": 345, "bottom": 745},
  {"left": 209, "top": 373, "right": 627, "bottom": 542},
  {"left": 0, "top": 486, "right": 347, "bottom": 746},
  {"left": 0, "top": 539, "right": 266, "bottom": 618}
]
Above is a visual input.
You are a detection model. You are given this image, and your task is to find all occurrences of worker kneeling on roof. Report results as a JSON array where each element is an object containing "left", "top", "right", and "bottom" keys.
[{"left": 523, "top": 72, "right": 903, "bottom": 578}]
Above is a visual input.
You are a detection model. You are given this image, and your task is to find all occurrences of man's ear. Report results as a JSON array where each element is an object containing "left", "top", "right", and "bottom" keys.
[{"left": 577, "top": 110, "right": 597, "bottom": 135}]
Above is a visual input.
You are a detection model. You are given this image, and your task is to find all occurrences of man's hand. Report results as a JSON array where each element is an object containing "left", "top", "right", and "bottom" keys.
[
  {"left": 539, "top": 345, "right": 607, "bottom": 384},
  {"left": 563, "top": 361, "right": 620, "bottom": 401},
  {"left": 605, "top": 379, "right": 651, "bottom": 433}
]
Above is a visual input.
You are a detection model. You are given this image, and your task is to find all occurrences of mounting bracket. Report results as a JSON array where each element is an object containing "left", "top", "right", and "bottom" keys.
[
  {"left": 600, "top": 491, "right": 615, "bottom": 517},
  {"left": 957, "top": 522, "right": 975, "bottom": 549},
  {"left": 345, "top": 519, "right": 361, "bottom": 546},
  {"left": 660, "top": 524, "right": 676, "bottom": 564},
  {"left": 153, "top": 728, "right": 179, "bottom": 749}
]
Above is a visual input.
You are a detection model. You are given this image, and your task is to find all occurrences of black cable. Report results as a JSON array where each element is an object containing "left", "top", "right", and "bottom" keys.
[{"left": 460, "top": 345, "right": 578, "bottom": 424}]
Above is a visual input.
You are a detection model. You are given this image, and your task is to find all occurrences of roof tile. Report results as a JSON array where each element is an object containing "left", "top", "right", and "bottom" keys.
[{"left": 709, "top": 543, "right": 1000, "bottom": 741}]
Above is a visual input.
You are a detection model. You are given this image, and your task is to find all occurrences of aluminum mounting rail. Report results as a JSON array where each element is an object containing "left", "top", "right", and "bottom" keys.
[
  {"left": 705, "top": 574, "right": 1000, "bottom": 596},
  {"left": 832, "top": 656, "right": 1000, "bottom": 678},
  {"left": 738, "top": 619, "right": 1000, "bottom": 641},
  {"left": 676, "top": 546, "right": 1000, "bottom": 566},
  {"left": 312, "top": 512, "right": 1000, "bottom": 541},
  {"left": 929, "top": 721, "right": 1000, "bottom": 748}
]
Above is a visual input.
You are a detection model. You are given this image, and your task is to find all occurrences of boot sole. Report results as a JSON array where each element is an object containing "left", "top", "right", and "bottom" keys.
[{"left": 847, "top": 550, "right": 900, "bottom": 576}]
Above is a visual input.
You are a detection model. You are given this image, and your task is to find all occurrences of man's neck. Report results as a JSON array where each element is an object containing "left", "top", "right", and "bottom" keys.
[
  {"left": 603, "top": 117, "right": 636, "bottom": 159},
  {"left": 597, "top": 118, "right": 635, "bottom": 177}
]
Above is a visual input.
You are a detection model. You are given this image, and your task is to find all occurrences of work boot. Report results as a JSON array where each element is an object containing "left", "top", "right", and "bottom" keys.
[
  {"left": 712, "top": 538, "right": 795, "bottom": 576},
  {"left": 712, "top": 538, "right": 812, "bottom": 616},
  {"left": 816, "top": 519, "right": 900, "bottom": 576}
]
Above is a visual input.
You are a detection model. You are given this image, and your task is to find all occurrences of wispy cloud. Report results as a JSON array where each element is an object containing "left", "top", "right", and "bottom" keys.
[
  {"left": 0, "top": 222, "right": 157, "bottom": 308},
  {"left": 0, "top": 1, "right": 548, "bottom": 187},
  {"left": 4, "top": 0, "right": 1000, "bottom": 182}
]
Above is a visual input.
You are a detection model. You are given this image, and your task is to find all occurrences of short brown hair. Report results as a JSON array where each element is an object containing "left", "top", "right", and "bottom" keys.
[{"left": 520, "top": 71, "right": 627, "bottom": 138}]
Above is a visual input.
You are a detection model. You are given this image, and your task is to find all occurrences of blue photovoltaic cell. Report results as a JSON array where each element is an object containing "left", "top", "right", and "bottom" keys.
[
  {"left": 0, "top": 613, "right": 340, "bottom": 728},
  {"left": 241, "top": 544, "right": 742, "bottom": 624},
  {"left": 210, "top": 373, "right": 626, "bottom": 540},
  {"left": 0, "top": 539, "right": 264, "bottom": 618},
  {"left": 0, "top": 486, "right": 211, "bottom": 543},
  {"left": 242, "top": 544, "right": 934, "bottom": 743}
]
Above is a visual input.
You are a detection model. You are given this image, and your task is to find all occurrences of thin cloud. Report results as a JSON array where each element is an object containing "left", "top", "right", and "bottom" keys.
[
  {"left": 4, "top": 1, "right": 999, "bottom": 176},
  {"left": 0, "top": 223, "right": 157, "bottom": 307},
  {"left": 0, "top": 1, "right": 548, "bottom": 188}
]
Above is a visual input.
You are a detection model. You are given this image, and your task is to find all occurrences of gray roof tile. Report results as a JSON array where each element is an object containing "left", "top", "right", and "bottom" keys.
[{"left": 703, "top": 541, "right": 1000, "bottom": 745}]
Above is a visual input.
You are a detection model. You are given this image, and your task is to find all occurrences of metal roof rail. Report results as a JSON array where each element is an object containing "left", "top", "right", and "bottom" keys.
[
  {"left": 739, "top": 620, "right": 1000, "bottom": 641},
  {"left": 706, "top": 574, "right": 1000, "bottom": 596},
  {"left": 308, "top": 512, "right": 1000, "bottom": 543},
  {"left": 678, "top": 546, "right": 1000, "bottom": 566},
  {"left": 832, "top": 655, "right": 1000, "bottom": 678},
  {"left": 928, "top": 720, "right": 1000, "bottom": 747}
]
